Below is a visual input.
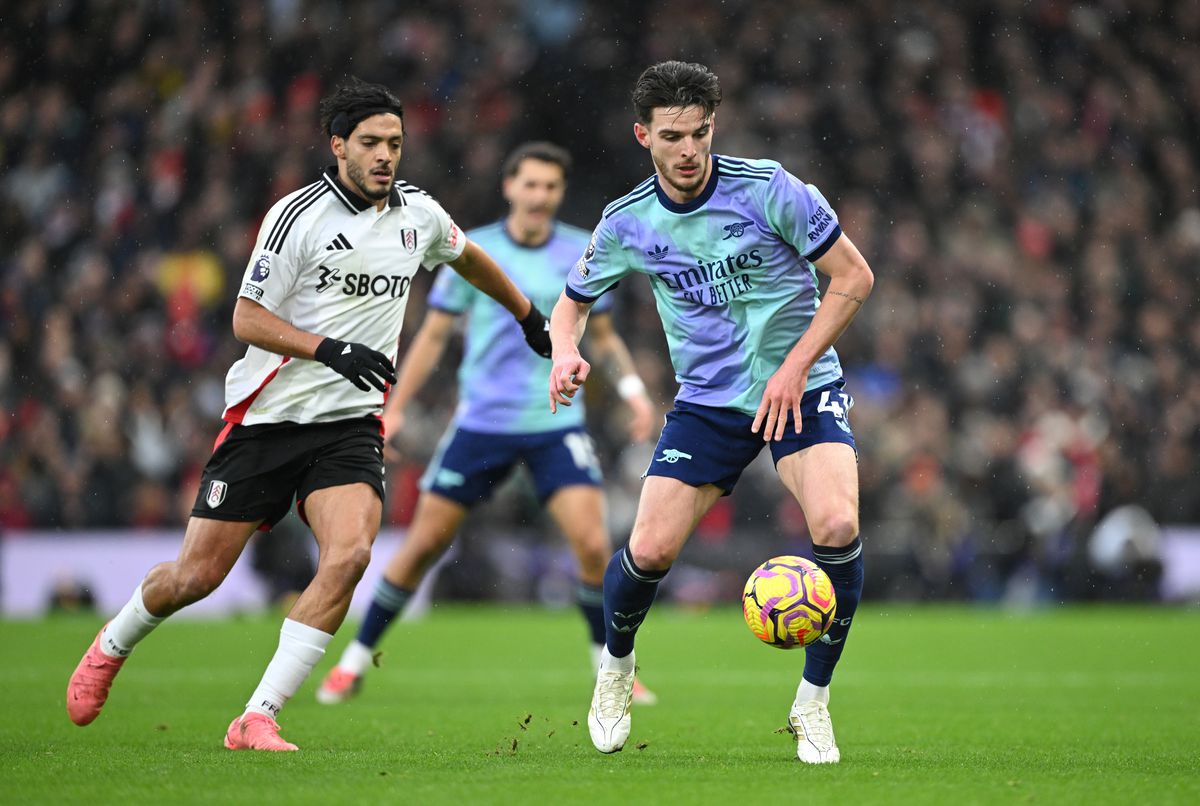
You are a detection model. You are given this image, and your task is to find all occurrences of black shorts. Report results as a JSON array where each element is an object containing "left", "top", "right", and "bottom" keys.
[{"left": 191, "top": 417, "right": 385, "bottom": 527}]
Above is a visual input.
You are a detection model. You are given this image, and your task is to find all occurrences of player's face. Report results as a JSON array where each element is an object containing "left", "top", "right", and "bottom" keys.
[
  {"left": 634, "top": 106, "right": 715, "bottom": 201},
  {"left": 502, "top": 158, "right": 566, "bottom": 231},
  {"left": 333, "top": 113, "right": 404, "bottom": 203}
]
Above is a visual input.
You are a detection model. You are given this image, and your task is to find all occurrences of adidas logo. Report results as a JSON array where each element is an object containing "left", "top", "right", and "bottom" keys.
[
  {"left": 647, "top": 244, "right": 669, "bottom": 261},
  {"left": 325, "top": 233, "right": 353, "bottom": 251}
]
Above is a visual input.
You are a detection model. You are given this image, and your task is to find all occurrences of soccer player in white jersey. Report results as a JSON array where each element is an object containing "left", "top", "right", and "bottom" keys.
[
  {"left": 549, "top": 62, "right": 875, "bottom": 762},
  {"left": 66, "top": 78, "right": 554, "bottom": 751},
  {"left": 316, "top": 143, "right": 657, "bottom": 706}
]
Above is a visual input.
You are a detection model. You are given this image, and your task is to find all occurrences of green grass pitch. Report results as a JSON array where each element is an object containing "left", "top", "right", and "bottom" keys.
[{"left": 3, "top": 606, "right": 1197, "bottom": 804}]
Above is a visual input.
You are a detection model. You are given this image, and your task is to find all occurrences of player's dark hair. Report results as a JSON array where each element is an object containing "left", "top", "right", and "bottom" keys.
[
  {"left": 319, "top": 77, "right": 405, "bottom": 139},
  {"left": 632, "top": 61, "right": 722, "bottom": 124},
  {"left": 501, "top": 141, "right": 573, "bottom": 180}
]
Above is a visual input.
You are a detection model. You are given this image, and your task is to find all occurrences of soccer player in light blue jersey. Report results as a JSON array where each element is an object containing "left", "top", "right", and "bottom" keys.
[
  {"left": 549, "top": 62, "right": 875, "bottom": 763},
  {"left": 319, "top": 142, "right": 657, "bottom": 705}
]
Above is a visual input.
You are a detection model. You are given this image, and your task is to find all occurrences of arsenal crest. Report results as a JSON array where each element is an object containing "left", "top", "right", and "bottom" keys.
[
  {"left": 401, "top": 228, "right": 418, "bottom": 254},
  {"left": 206, "top": 480, "right": 227, "bottom": 508}
]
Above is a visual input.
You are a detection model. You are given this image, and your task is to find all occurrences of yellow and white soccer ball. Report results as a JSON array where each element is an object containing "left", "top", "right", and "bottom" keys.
[{"left": 742, "top": 556, "right": 837, "bottom": 649}]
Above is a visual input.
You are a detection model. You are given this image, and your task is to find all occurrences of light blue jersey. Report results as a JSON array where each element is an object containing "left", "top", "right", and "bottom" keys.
[
  {"left": 565, "top": 155, "right": 844, "bottom": 417},
  {"left": 429, "top": 221, "right": 613, "bottom": 433}
]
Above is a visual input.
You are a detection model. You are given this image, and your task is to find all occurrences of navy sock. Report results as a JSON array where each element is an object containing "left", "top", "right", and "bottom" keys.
[
  {"left": 355, "top": 577, "right": 412, "bottom": 649},
  {"left": 603, "top": 545, "right": 669, "bottom": 658},
  {"left": 577, "top": 581, "right": 606, "bottom": 646},
  {"left": 803, "top": 537, "right": 864, "bottom": 687}
]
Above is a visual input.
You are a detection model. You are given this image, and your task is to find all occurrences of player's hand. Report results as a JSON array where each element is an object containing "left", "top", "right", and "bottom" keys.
[
  {"left": 752, "top": 362, "right": 809, "bottom": 442},
  {"left": 625, "top": 392, "right": 656, "bottom": 443},
  {"left": 518, "top": 305, "right": 553, "bottom": 358},
  {"left": 549, "top": 351, "right": 590, "bottom": 413},
  {"left": 315, "top": 337, "right": 397, "bottom": 393},
  {"left": 382, "top": 406, "right": 406, "bottom": 463}
]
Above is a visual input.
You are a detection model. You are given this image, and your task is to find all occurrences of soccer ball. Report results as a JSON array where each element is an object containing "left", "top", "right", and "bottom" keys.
[{"left": 742, "top": 556, "right": 836, "bottom": 649}]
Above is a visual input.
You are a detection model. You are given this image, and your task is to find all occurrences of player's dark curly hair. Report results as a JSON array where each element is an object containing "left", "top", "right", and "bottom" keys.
[
  {"left": 501, "top": 141, "right": 573, "bottom": 180},
  {"left": 631, "top": 61, "right": 722, "bottom": 124},
  {"left": 318, "top": 77, "right": 405, "bottom": 138}
]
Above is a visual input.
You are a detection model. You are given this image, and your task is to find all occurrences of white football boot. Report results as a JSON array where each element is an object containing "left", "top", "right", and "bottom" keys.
[
  {"left": 588, "top": 648, "right": 635, "bottom": 753},
  {"left": 789, "top": 698, "right": 840, "bottom": 763}
]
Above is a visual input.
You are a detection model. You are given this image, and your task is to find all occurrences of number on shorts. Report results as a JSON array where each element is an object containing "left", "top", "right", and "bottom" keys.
[
  {"left": 563, "top": 432, "right": 600, "bottom": 471},
  {"left": 817, "top": 390, "right": 852, "bottom": 419}
]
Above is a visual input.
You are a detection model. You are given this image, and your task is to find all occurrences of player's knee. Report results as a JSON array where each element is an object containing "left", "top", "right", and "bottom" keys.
[
  {"left": 409, "top": 527, "right": 454, "bottom": 559},
  {"left": 322, "top": 541, "right": 373, "bottom": 583},
  {"left": 810, "top": 510, "right": 859, "bottom": 548},
  {"left": 575, "top": 537, "right": 610, "bottom": 579},
  {"left": 174, "top": 564, "right": 226, "bottom": 605},
  {"left": 628, "top": 541, "right": 676, "bottom": 572}
]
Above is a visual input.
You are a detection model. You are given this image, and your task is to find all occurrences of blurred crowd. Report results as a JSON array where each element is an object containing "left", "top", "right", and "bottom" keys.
[{"left": 2, "top": 0, "right": 1197, "bottom": 600}]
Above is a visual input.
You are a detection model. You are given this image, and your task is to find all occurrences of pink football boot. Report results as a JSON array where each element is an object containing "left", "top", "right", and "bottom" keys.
[
  {"left": 66, "top": 626, "right": 127, "bottom": 726},
  {"left": 223, "top": 713, "right": 299, "bottom": 751}
]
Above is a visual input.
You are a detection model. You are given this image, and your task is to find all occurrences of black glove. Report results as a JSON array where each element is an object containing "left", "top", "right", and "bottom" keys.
[
  {"left": 314, "top": 338, "right": 397, "bottom": 393},
  {"left": 518, "top": 305, "right": 552, "bottom": 358}
]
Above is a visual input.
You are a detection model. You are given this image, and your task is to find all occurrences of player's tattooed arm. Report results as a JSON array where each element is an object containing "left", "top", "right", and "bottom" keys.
[{"left": 826, "top": 290, "right": 866, "bottom": 305}]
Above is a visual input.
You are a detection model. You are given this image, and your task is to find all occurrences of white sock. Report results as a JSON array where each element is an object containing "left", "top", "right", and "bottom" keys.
[
  {"left": 590, "top": 643, "right": 604, "bottom": 674},
  {"left": 245, "top": 619, "right": 333, "bottom": 719},
  {"left": 795, "top": 678, "right": 830, "bottom": 706},
  {"left": 100, "top": 584, "right": 165, "bottom": 658},
  {"left": 337, "top": 640, "right": 375, "bottom": 676},
  {"left": 599, "top": 645, "right": 635, "bottom": 674}
]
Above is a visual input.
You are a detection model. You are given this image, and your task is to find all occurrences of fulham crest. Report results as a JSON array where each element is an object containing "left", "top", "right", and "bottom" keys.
[
  {"left": 206, "top": 480, "right": 228, "bottom": 509},
  {"left": 401, "top": 228, "right": 418, "bottom": 254}
]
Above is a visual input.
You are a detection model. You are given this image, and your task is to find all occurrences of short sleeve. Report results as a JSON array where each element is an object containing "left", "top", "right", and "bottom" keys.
[
  {"left": 427, "top": 265, "right": 473, "bottom": 314},
  {"left": 564, "top": 217, "right": 631, "bottom": 304},
  {"left": 763, "top": 169, "right": 842, "bottom": 261},
  {"left": 238, "top": 198, "right": 306, "bottom": 311},
  {"left": 419, "top": 197, "right": 468, "bottom": 267}
]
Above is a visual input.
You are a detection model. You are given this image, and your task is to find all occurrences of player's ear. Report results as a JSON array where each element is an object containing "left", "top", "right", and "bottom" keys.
[
  {"left": 330, "top": 135, "right": 345, "bottom": 160},
  {"left": 501, "top": 175, "right": 515, "bottom": 204},
  {"left": 634, "top": 122, "right": 651, "bottom": 149}
]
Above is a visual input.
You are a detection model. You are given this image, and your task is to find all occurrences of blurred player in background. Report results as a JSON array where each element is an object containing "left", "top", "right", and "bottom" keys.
[
  {"left": 66, "top": 79, "right": 554, "bottom": 751},
  {"left": 318, "top": 142, "right": 658, "bottom": 706},
  {"left": 550, "top": 61, "right": 875, "bottom": 762}
]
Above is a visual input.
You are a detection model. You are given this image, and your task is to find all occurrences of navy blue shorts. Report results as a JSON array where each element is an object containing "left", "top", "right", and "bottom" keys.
[
  {"left": 645, "top": 379, "right": 856, "bottom": 494},
  {"left": 420, "top": 424, "right": 602, "bottom": 506}
]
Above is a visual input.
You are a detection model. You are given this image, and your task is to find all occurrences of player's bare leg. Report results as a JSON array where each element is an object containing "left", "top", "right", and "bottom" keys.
[
  {"left": 777, "top": 444, "right": 860, "bottom": 553},
  {"left": 589, "top": 477, "right": 723, "bottom": 753},
  {"left": 547, "top": 485, "right": 658, "bottom": 705},
  {"left": 546, "top": 485, "right": 610, "bottom": 586},
  {"left": 777, "top": 443, "right": 862, "bottom": 764},
  {"left": 228, "top": 483, "right": 381, "bottom": 750},
  {"left": 378, "top": 492, "right": 468, "bottom": 591},
  {"left": 67, "top": 517, "right": 260, "bottom": 726},
  {"left": 318, "top": 491, "right": 466, "bottom": 704}
]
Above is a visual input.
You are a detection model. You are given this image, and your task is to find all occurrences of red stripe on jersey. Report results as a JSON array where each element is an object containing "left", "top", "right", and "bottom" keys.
[
  {"left": 224, "top": 357, "right": 291, "bottom": 424},
  {"left": 375, "top": 348, "right": 397, "bottom": 436},
  {"left": 212, "top": 421, "right": 235, "bottom": 451}
]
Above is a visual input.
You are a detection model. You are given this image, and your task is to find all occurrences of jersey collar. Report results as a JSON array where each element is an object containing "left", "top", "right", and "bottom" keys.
[
  {"left": 322, "top": 166, "right": 404, "bottom": 213},
  {"left": 500, "top": 217, "right": 556, "bottom": 249},
  {"left": 653, "top": 156, "right": 719, "bottom": 214}
]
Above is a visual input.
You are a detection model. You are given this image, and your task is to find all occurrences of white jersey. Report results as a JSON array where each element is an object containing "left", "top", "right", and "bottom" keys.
[{"left": 224, "top": 167, "right": 466, "bottom": 425}]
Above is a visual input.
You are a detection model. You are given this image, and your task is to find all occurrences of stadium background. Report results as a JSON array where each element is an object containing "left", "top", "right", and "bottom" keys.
[{"left": 2, "top": 0, "right": 1199, "bottom": 614}]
